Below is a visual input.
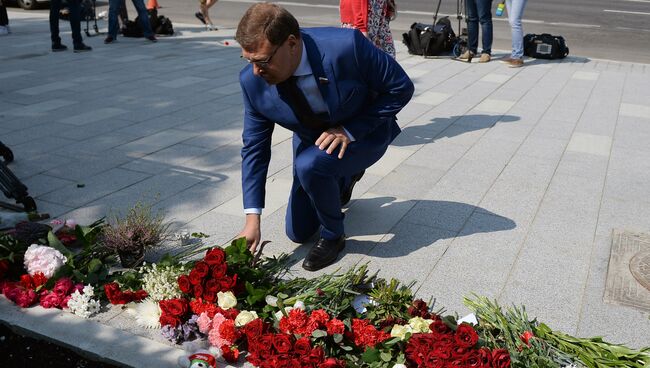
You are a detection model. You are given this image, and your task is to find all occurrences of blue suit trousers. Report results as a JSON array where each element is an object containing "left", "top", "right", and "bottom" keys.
[{"left": 285, "top": 129, "right": 390, "bottom": 243}]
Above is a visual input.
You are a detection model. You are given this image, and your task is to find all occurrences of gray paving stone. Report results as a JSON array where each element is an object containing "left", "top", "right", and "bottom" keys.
[
  {"left": 58, "top": 107, "right": 129, "bottom": 126},
  {"left": 369, "top": 164, "right": 446, "bottom": 199},
  {"left": 114, "top": 129, "right": 199, "bottom": 155},
  {"left": 22, "top": 174, "right": 75, "bottom": 197},
  {"left": 566, "top": 132, "right": 612, "bottom": 157},
  {"left": 16, "top": 81, "right": 77, "bottom": 96},
  {"left": 39, "top": 168, "right": 150, "bottom": 207},
  {"left": 45, "top": 149, "right": 138, "bottom": 181}
]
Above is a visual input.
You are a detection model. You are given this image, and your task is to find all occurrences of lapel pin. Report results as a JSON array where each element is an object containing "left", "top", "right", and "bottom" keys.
[{"left": 318, "top": 77, "right": 329, "bottom": 85}]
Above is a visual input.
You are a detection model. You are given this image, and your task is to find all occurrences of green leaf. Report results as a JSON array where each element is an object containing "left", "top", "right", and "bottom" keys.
[
  {"left": 311, "top": 329, "right": 327, "bottom": 339},
  {"left": 380, "top": 351, "right": 392, "bottom": 362},
  {"left": 333, "top": 333, "right": 343, "bottom": 344},
  {"left": 47, "top": 231, "right": 73, "bottom": 259},
  {"left": 87, "top": 258, "right": 103, "bottom": 274},
  {"left": 362, "top": 347, "right": 380, "bottom": 363}
]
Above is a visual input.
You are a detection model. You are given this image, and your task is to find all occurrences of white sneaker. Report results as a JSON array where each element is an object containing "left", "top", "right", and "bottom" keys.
[
  {"left": 206, "top": 24, "right": 218, "bottom": 31},
  {"left": 0, "top": 26, "right": 9, "bottom": 36}
]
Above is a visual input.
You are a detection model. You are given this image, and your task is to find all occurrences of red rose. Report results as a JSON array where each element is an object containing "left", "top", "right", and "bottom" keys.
[
  {"left": 243, "top": 318, "right": 265, "bottom": 340},
  {"left": 104, "top": 282, "right": 121, "bottom": 300},
  {"left": 293, "top": 337, "right": 312, "bottom": 355},
  {"left": 307, "top": 346, "right": 325, "bottom": 365},
  {"left": 430, "top": 319, "right": 452, "bottom": 336},
  {"left": 188, "top": 269, "right": 204, "bottom": 285},
  {"left": 193, "top": 284, "right": 204, "bottom": 298},
  {"left": 221, "top": 345, "right": 239, "bottom": 363},
  {"left": 520, "top": 331, "right": 534, "bottom": 346},
  {"left": 134, "top": 290, "right": 148, "bottom": 301},
  {"left": 203, "top": 289, "right": 216, "bottom": 302},
  {"left": 32, "top": 272, "right": 48, "bottom": 288},
  {"left": 491, "top": 349, "right": 511, "bottom": 368},
  {"left": 462, "top": 350, "right": 482, "bottom": 367},
  {"left": 477, "top": 347, "right": 492, "bottom": 367},
  {"left": 53, "top": 277, "right": 74, "bottom": 296},
  {"left": 193, "top": 261, "right": 210, "bottom": 278},
  {"left": 177, "top": 275, "right": 192, "bottom": 294},
  {"left": 40, "top": 292, "right": 62, "bottom": 308},
  {"left": 204, "top": 278, "right": 219, "bottom": 293},
  {"left": 205, "top": 248, "right": 226, "bottom": 266},
  {"left": 20, "top": 274, "right": 34, "bottom": 289},
  {"left": 272, "top": 333, "right": 293, "bottom": 354},
  {"left": 319, "top": 358, "right": 345, "bottom": 368},
  {"left": 159, "top": 314, "right": 181, "bottom": 327},
  {"left": 326, "top": 318, "right": 345, "bottom": 335},
  {"left": 219, "top": 275, "right": 235, "bottom": 291},
  {"left": 423, "top": 350, "right": 444, "bottom": 367},
  {"left": 160, "top": 298, "right": 188, "bottom": 317},
  {"left": 455, "top": 324, "right": 479, "bottom": 348},
  {"left": 211, "top": 263, "right": 227, "bottom": 279}
]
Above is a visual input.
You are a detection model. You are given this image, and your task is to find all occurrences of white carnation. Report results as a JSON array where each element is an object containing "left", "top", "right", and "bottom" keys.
[{"left": 67, "top": 285, "right": 100, "bottom": 318}]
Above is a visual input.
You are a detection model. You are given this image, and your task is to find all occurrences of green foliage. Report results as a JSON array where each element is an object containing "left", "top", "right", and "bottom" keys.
[
  {"left": 535, "top": 323, "right": 650, "bottom": 368},
  {"left": 270, "top": 264, "right": 375, "bottom": 318},
  {"left": 0, "top": 233, "right": 28, "bottom": 263},
  {"left": 464, "top": 295, "right": 588, "bottom": 368},
  {"left": 365, "top": 278, "right": 416, "bottom": 323}
]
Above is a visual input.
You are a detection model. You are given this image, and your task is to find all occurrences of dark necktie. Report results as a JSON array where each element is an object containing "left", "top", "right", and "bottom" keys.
[{"left": 277, "top": 76, "right": 329, "bottom": 132}]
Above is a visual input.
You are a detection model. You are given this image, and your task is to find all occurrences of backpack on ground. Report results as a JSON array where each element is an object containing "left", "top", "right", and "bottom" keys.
[
  {"left": 523, "top": 33, "right": 569, "bottom": 59},
  {"left": 121, "top": 20, "right": 143, "bottom": 37},
  {"left": 402, "top": 0, "right": 455, "bottom": 57},
  {"left": 155, "top": 15, "right": 174, "bottom": 35}
]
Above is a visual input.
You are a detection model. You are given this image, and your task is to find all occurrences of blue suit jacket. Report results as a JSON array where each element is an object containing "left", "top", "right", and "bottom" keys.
[{"left": 239, "top": 27, "right": 414, "bottom": 209}]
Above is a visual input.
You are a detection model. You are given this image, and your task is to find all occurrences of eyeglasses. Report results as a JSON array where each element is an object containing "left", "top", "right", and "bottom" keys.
[{"left": 241, "top": 43, "right": 282, "bottom": 69}]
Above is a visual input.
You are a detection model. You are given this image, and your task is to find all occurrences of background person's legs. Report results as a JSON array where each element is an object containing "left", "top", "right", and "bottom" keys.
[
  {"left": 476, "top": 0, "right": 493, "bottom": 55},
  {"left": 506, "top": 0, "right": 527, "bottom": 59}
]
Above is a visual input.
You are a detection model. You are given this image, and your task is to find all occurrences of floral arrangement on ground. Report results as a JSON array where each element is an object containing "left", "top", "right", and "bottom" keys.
[{"left": 1, "top": 212, "right": 649, "bottom": 368}]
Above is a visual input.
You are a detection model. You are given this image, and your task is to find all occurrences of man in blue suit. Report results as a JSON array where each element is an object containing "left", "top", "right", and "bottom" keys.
[{"left": 235, "top": 3, "right": 413, "bottom": 271}]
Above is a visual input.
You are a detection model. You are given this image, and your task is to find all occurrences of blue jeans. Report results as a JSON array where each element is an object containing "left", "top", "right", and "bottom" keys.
[
  {"left": 50, "top": 0, "right": 83, "bottom": 46},
  {"left": 506, "top": 0, "right": 527, "bottom": 58},
  {"left": 108, "top": 0, "right": 153, "bottom": 38},
  {"left": 466, "top": 0, "right": 493, "bottom": 55}
]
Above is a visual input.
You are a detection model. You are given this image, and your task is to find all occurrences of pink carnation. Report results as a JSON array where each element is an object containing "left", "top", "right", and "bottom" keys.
[
  {"left": 23, "top": 244, "right": 67, "bottom": 278},
  {"left": 61, "top": 295, "right": 72, "bottom": 309},
  {"left": 15, "top": 289, "right": 38, "bottom": 308},
  {"left": 197, "top": 312, "right": 213, "bottom": 334},
  {"left": 53, "top": 278, "right": 74, "bottom": 296},
  {"left": 39, "top": 292, "right": 62, "bottom": 308},
  {"left": 208, "top": 313, "right": 229, "bottom": 348}
]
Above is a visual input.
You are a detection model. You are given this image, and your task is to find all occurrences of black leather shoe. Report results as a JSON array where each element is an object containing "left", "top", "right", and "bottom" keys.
[
  {"left": 340, "top": 170, "right": 365, "bottom": 206},
  {"left": 73, "top": 44, "right": 92, "bottom": 53},
  {"left": 52, "top": 43, "right": 68, "bottom": 52},
  {"left": 302, "top": 235, "right": 345, "bottom": 271}
]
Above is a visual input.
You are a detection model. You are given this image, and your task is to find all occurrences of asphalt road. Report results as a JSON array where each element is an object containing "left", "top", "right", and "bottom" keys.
[{"left": 7, "top": 0, "right": 650, "bottom": 62}]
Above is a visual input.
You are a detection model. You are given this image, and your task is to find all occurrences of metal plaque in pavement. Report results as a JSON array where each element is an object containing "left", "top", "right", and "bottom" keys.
[{"left": 604, "top": 230, "right": 650, "bottom": 312}]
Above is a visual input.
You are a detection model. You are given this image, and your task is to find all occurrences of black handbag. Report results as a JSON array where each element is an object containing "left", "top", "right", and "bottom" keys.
[{"left": 523, "top": 33, "right": 569, "bottom": 59}]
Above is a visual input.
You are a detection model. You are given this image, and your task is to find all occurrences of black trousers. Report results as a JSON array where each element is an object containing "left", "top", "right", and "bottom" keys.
[
  {"left": 0, "top": 2, "right": 8, "bottom": 27},
  {"left": 50, "top": 0, "right": 83, "bottom": 46}
]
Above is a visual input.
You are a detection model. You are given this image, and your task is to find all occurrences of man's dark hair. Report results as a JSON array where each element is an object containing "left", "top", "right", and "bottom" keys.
[{"left": 235, "top": 3, "right": 300, "bottom": 51}]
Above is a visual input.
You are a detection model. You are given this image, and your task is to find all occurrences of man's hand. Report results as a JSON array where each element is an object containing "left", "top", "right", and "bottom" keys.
[
  {"left": 237, "top": 214, "right": 261, "bottom": 253},
  {"left": 316, "top": 126, "right": 351, "bottom": 159}
]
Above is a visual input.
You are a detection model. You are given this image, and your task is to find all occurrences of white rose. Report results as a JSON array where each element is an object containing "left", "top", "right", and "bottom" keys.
[
  {"left": 390, "top": 324, "right": 412, "bottom": 340},
  {"left": 293, "top": 300, "right": 305, "bottom": 310},
  {"left": 217, "top": 291, "right": 237, "bottom": 310},
  {"left": 234, "top": 310, "right": 259, "bottom": 327},
  {"left": 408, "top": 317, "right": 433, "bottom": 333}
]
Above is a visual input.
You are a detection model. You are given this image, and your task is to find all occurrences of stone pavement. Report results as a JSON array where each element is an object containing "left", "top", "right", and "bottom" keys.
[{"left": 2, "top": 9, "right": 650, "bottom": 367}]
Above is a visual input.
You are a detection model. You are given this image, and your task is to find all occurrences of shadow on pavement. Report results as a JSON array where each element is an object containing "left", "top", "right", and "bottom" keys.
[{"left": 393, "top": 114, "right": 520, "bottom": 147}]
